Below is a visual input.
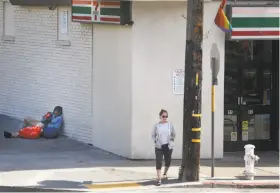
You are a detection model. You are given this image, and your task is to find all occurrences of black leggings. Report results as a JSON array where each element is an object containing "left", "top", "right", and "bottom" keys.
[{"left": 155, "top": 144, "right": 173, "bottom": 170}]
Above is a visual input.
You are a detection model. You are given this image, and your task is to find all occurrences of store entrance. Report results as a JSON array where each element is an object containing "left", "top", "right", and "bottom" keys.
[{"left": 224, "top": 40, "right": 279, "bottom": 152}]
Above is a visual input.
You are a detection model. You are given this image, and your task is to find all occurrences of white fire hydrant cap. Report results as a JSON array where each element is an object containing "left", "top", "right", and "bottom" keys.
[{"left": 244, "top": 144, "right": 255, "bottom": 149}]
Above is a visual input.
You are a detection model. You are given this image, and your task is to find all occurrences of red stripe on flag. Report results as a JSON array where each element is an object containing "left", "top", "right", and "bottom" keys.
[
  {"left": 232, "top": 31, "right": 280, "bottom": 36},
  {"left": 72, "top": 16, "right": 91, "bottom": 21},
  {"left": 220, "top": 0, "right": 226, "bottom": 9}
]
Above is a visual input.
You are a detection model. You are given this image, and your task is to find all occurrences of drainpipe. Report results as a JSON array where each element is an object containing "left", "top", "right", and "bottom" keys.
[{"left": 91, "top": 24, "right": 94, "bottom": 145}]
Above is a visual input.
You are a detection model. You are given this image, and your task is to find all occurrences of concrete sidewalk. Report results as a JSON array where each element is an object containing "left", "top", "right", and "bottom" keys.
[
  {"left": 1, "top": 137, "right": 278, "bottom": 191},
  {"left": 0, "top": 115, "right": 279, "bottom": 191}
]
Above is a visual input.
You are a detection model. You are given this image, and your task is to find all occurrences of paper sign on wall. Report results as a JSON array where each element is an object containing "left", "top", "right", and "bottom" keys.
[
  {"left": 60, "top": 11, "right": 68, "bottom": 34},
  {"left": 173, "top": 69, "right": 185, "bottom": 95},
  {"left": 231, "top": 132, "right": 237, "bottom": 141},
  {"left": 242, "top": 131, "right": 249, "bottom": 141}
]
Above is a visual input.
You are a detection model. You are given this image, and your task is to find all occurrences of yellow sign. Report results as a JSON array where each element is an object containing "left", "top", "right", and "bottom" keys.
[{"left": 242, "top": 121, "right": 248, "bottom": 130}]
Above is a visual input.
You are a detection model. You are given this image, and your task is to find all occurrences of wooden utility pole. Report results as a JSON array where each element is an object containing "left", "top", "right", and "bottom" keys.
[{"left": 178, "top": 0, "right": 203, "bottom": 182}]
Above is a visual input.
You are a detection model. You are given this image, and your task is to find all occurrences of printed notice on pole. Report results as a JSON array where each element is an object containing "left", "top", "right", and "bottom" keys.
[
  {"left": 231, "top": 132, "right": 237, "bottom": 141},
  {"left": 173, "top": 69, "right": 185, "bottom": 95}
]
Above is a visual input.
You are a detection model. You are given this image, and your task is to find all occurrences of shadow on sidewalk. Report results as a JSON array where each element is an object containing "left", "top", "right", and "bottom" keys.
[
  {"left": 0, "top": 186, "right": 86, "bottom": 192},
  {"left": 36, "top": 180, "right": 90, "bottom": 190}
]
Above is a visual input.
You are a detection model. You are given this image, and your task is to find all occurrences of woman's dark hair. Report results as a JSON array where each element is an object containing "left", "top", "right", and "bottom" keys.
[
  {"left": 159, "top": 109, "right": 168, "bottom": 116},
  {"left": 53, "top": 106, "right": 63, "bottom": 116}
]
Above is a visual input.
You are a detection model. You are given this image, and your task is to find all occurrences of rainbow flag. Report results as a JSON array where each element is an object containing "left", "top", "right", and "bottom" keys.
[{"left": 214, "top": 0, "right": 232, "bottom": 33}]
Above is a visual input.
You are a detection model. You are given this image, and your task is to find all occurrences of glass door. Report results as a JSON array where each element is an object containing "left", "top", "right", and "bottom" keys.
[
  {"left": 224, "top": 40, "right": 248, "bottom": 150},
  {"left": 224, "top": 61, "right": 240, "bottom": 145},
  {"left": 224, "top": 40, "right": 274, "bottom": 151},
  {"left": 238, "top": 63, "right": 273, "bottom": 150}
]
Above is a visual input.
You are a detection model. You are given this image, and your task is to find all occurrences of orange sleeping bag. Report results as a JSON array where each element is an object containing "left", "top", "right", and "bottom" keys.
[{"left": 18, "top": 126, "right": 42, "bottom": 139}]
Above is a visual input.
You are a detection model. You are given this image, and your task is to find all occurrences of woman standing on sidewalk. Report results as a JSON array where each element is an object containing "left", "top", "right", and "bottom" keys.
[{"left": 152, "top": 109, "right": 176, "bottom": 186}]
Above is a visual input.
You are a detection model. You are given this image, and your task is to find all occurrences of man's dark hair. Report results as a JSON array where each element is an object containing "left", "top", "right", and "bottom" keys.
[{"left": 53, "top": 106, "right": 63, "bottom": 116}]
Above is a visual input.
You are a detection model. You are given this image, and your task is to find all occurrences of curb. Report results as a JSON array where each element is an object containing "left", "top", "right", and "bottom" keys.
[
  {"left": 1, "top": 181, "right": 279, "bottom": 191},
  {"left": 202, "top": 182, "right": 279, "bottom": 189},
  {"left": 203, "top": 180, "right": 279, "bottom": 189},
  {"left": 159, "top": 181, "right": 280, "bottom": 189}
]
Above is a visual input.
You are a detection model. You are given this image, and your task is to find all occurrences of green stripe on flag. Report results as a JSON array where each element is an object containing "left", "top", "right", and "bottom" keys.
[
  {"left": 100, "top": 8, "right": 120, "bottom": 16},
  {"left": 72, "top": 6, "right": 91, "bottom": 14},
  {"left": 232, "top": 17, "right": 279, "bottom": 28}
]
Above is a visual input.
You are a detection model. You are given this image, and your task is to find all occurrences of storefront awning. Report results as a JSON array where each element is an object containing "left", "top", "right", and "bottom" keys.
[
  {"left": 9, "top": 0, "right": 71, "bottom": 6},
  {"left": 227, "top": 5, "right": 280, "bottom": 40}
]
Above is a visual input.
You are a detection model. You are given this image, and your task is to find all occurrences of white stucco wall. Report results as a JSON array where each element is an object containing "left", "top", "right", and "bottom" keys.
[
  {"left": 92, "top": 25, "right": 132, "bottom": 158},
  {"left": 201, "top": 1, "right": 225, "bottom": 159},
  {"left": 131, "top": 1, "right": 186, "bottom": 159},
  {"left": 130, "top": 1, "right": 225, "bottom": 159}
]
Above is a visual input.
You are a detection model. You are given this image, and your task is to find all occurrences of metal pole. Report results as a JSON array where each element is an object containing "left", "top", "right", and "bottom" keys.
[{"left": 211, "top": 57, "right": 216, "bottom": 178}]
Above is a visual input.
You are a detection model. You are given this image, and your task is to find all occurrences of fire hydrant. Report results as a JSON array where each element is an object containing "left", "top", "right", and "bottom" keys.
[{"left": 243, "top": 144, "right": 260, "bottom": 180}]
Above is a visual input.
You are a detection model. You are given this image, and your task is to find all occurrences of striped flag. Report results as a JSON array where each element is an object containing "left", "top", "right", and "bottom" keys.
[{"left": 214, "top": 0, "right": 233, "bottom": 33}]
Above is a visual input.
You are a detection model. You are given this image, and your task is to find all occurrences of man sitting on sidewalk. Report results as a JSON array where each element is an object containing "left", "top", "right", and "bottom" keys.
[{"left": 4, "top": 106, "right": 63, "bottom": 139}]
